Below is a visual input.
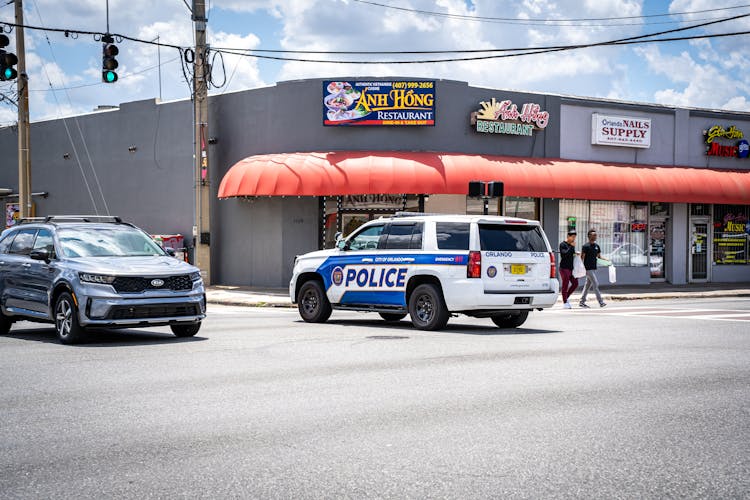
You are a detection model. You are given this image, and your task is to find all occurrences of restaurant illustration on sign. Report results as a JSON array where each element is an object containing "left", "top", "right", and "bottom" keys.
[
  {"left": 470, "top": 98, "right": 549, "bottom": 137},
  {"left": 323, "top": 81, "right": 435, "bottom": 126},
  {"left": 591, "top": 114, "right": 651, "bottom": 148}
]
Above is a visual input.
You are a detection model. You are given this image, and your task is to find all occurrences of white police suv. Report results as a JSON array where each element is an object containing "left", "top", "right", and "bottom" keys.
[{"left": 290, "top": 214, "right": 559, "bottom": 330}]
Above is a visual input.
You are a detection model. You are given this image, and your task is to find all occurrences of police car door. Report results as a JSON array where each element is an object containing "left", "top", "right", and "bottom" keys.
[
  {"left": 330, "top": 222, "right": 386, "bottom": 306},
  {"left": 479, "top": 222, "right": 552, "bottom": 294},
  {"left": 373, "top": 222, "right": 423, "bottom": 307}
]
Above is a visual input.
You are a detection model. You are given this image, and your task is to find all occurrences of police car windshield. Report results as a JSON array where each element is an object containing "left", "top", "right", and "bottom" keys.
[
  {"left": 479, "top": 224, "right": 547, "bottom": 252},
  {"left": 58, "top": 227, "right": 166, "bottom": 258}
]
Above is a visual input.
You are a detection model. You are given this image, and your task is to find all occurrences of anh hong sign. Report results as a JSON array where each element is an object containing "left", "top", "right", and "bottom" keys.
[
  {"left": 591, "top": 113, "right": 651, "bottom": 148},
  {"left": 323, "top": 80, "right": 435, "bottom": 126},
  {"left": 471, "top": 98, "right": 549, "bottom": 137}
]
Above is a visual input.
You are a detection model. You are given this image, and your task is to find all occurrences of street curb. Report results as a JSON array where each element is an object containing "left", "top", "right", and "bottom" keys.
[{"left": 207, "top": 291, "right": 750, "bottom": 308}]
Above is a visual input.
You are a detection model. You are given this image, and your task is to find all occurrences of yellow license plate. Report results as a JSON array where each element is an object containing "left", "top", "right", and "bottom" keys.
[{"left": 511, "top": 264, "right": 527, "bottom": 275}]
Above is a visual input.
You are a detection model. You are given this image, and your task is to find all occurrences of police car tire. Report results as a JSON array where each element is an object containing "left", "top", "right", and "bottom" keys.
[
  {"left": 0, "top": 311, "right": 12, "bottom": 335},
  {"left": 491, "top": 310, "right": 529, "bottom": 329},
  {"left": 379, "top": 313, "right": 407, "bottom": 322},
  {"left": 409, "top": 284, "right": 449, "bottom": 331},
  {"left": 298, "top": 280, "right": 332, "bottom": 323}
]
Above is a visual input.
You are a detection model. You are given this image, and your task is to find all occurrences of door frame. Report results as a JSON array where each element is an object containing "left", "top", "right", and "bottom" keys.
[
  {"left": 688, "top": 217, "right": 711, "bottom": 283},
  {"left": 648, "top": 216, "right": 668, "bottom": 283}
]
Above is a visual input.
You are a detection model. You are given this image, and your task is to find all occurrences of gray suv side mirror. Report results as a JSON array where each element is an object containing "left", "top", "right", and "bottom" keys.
[{"left": 30, "top": 249, "right": 51, "bottom": 263}]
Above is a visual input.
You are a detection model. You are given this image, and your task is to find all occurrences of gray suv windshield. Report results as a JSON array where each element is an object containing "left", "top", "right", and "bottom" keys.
[{"left": 57, "top": 227, "right": 166, "bottom": 257}]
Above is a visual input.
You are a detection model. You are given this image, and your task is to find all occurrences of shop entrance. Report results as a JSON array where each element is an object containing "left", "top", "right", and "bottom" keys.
[
  {"left": 321, "top": 195, "right": 421, "bottom": 249},
  {"left": 649, "top": 219, "right": 667, "bottom": 281},
  {"left": 689, "top": 220, "right": 710, "bottom": 282}
]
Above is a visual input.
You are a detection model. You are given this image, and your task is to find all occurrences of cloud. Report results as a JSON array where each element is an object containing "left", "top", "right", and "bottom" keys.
[{"left": 637, "top": 44, "right": 750, "bottom": 111}]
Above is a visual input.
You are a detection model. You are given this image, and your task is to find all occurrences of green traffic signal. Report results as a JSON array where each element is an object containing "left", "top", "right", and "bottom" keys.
[
  {"left": 104, "top": 70, "right": 117, "bottom": 83},
  {"left": 3, "top": 66, "right": 16, "bottom": 80}
]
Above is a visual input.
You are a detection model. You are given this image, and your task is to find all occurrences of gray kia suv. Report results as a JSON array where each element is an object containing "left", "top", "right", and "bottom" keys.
[{"left": 0, "top": 216, "right": 205, "bottom": 344}]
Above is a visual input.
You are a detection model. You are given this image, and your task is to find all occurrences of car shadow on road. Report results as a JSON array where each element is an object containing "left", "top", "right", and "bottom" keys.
[
  {"left": 320, "top": 319, "right": 560, "bottom": 336},
  {"left": 4, "top": 327, "right": 207, "bottom": 346}
]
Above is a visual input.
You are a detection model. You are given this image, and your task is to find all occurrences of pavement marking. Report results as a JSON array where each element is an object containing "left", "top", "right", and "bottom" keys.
[{"left": 545, "top": 305, "right": 750, "bottom": 322}]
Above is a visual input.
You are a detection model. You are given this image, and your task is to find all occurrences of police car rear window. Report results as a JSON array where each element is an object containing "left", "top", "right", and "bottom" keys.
[
  {"left": 479, "top": 224, "right": 547, "bottom": 252},
  {"left": 436, "top": 222, "right": 470, "bottom": 250}
]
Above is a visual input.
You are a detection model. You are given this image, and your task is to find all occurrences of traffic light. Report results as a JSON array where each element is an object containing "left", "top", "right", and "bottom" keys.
[
  {"left": 0, "top": 34, "right": 18, "bottom": 81},
  {"left": 101, "top": 35, "right": 118, "bottom": 83}
]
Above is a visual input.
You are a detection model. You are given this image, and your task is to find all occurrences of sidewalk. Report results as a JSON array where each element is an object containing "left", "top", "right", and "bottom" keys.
[{"left": 206, "top": 282, "right": 750, "bottom": 308}]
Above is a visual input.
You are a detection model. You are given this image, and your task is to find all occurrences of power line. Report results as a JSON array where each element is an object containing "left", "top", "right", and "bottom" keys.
[
  {"left": 351, "top": 0, "right": 750, "bottom": 25},
  {"left": 215, "top": 29, "right": 750, "bottom": 64},
  {"left": 28, "top": 55, "right": 181, "bottom": 92}
]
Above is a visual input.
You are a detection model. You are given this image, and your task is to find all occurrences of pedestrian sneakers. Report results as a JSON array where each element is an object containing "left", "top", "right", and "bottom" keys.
[
  {"left": 564, "top": 302, "right": 572, "bottom": 309},
  {"left": 579, "top": 302, "right": 590, "bottom": 308},
  {"left": 599, "top": 302, "right": 607, "bottom": 308}
]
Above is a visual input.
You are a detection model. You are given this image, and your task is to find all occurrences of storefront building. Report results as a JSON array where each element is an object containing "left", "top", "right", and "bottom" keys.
[{"left": 1, "top": 78, "right": 748, "bottom": 287}]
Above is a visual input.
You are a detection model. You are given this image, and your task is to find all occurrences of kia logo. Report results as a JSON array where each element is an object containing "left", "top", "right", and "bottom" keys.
[{"left": 150, "top": 279, "right": 165, "bottom": 287}]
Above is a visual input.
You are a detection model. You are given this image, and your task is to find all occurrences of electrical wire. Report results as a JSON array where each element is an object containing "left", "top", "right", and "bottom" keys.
[
  {"left": 31, "top": 1, "right": 109, "bottom": 215},
  {"left": 28, "top": 55, "right": 182, "bottom": 92},
  {"left": 351, "top": 0, "right": 750, "bottom": 25}
]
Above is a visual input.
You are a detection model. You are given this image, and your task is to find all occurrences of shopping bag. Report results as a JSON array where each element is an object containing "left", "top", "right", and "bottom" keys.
[
  {"left": 573, "top": 256, "right": 586, "bottom": 278},
  {"left": 608, "top": 265, "right": 617, "bottom": 283}
]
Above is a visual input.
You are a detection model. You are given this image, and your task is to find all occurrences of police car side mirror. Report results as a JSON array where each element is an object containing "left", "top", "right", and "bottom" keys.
[{"left": 334, "top": 231, "right": 342, "bottom": 241}]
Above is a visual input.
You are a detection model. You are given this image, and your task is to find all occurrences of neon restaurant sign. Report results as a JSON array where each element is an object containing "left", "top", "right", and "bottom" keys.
[
  {"left": 470, "top": 98, "right": 550, "bottom": 137},
  {"left": 703, "top": 125, "right": 749, "bottom": 159}
]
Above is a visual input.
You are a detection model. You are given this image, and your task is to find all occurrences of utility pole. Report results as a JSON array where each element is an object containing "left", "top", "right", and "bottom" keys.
[
  {"left": 15, "top": 0, "right": 31, "bottom": 219},
  {"left": 192, "top": 0, "right": 211, "bottom": 284}
]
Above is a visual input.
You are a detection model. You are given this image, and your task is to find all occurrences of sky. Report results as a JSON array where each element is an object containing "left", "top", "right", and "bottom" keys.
[{"left": 0, "top": 0, "right": 749, "bottom": 127}]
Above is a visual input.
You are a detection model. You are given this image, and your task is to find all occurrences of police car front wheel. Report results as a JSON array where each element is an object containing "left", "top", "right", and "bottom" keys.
[
  {"left": 298, "top": 280, "right": 332, "bottom": 323},
  {"left": 408, "top": 284, "right": 449, "bottom": 331}
]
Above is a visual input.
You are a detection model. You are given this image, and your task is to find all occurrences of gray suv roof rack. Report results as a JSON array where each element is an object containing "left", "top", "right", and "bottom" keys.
[{"left": 19, "top": 215, "right": 123, "bottom": 224}]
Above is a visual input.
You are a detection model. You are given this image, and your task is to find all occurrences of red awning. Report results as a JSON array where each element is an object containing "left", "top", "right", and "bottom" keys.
[{"left": 218, "top": 151, "right": 750, "bottom": 204}]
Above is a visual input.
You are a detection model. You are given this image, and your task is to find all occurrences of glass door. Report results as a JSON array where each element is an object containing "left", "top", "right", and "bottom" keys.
[
  {"left": 649, "top": 219, "right": 667, "bottom": 281},
  {"left": 689, "top": 220, "right": 709, "bottom": 282}
]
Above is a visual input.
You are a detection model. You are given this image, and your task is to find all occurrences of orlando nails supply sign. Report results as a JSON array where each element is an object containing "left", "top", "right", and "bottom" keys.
[
  {"left": 323, "top": 80, "right": 435, "bottom": 126},
  {"left": 591, "top": 114, "right": 652, "bottom": 148}
]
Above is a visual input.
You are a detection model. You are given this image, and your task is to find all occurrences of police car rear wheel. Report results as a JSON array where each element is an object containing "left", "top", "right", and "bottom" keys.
[
  {"left": 491, "top": 310, "right": 529, "bottom": 328},
  {"left": 409, "top": 284, "right": 449, "bottom": 331},
  {"left": 298, "top": 281, "right": 332, "bottom": 323},
  {"left": 379, "top": 313, "right": 407, "bottom": 322}
]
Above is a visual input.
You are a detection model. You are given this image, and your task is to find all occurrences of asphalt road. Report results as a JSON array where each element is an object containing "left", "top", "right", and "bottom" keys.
[{"left": 1, "top": 298, "right": 749, "bottom": 499}]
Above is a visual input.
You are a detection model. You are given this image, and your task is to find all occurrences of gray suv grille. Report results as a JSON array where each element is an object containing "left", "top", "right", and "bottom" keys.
[
  {"left": 106, "top": 303, "right": 200, "bottom": 319},
  {"left": 112, "top": 275, "right": 193, "bottom": 293}
]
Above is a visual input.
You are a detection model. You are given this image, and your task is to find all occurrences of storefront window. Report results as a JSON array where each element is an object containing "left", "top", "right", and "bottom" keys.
[
  {"left": 559, "top": 200, "right": 649, "bottom": 268},
  {"left": 466, "top": 197, "right": 500, "bottom": 215},
  {"left": 504, "top": 197, "right": 539, "bottom": 220},
  {"left": 713, "top": 204, "right": 749, "bottom": 265},
  {"left": 321, "top": 195, "right": 419, "bottom": 249}
]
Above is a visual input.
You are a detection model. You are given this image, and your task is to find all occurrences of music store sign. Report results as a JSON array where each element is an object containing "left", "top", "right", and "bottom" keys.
[{"left": 703, "top": 125, "right": 750, "bottom": 159}]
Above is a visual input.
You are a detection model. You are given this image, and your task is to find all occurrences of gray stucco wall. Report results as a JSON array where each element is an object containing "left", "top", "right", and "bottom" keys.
[
  {"left": 1, "top": 78, "right": 748, "bottom": 286},
  {"left": 1, "top": 99, "right": 195, "bottom": 239}
]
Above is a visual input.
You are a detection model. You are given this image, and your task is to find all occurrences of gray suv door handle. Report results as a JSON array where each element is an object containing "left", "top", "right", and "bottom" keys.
[{"left": 22, "top": 263, "right": 32, "bottom": 268}]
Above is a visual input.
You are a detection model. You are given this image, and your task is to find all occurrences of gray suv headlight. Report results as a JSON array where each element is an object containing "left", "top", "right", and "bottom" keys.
[
  {"left": 190, "top": 271, "right": 202, "bottom": 282},
  {"left": 79, "top": 273, "right": 116, "bottom": 284}
]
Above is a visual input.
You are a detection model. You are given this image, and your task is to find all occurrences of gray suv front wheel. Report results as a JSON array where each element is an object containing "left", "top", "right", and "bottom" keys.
[{"left": 55, "top": 292, "right": 85, "bottom": 345}]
